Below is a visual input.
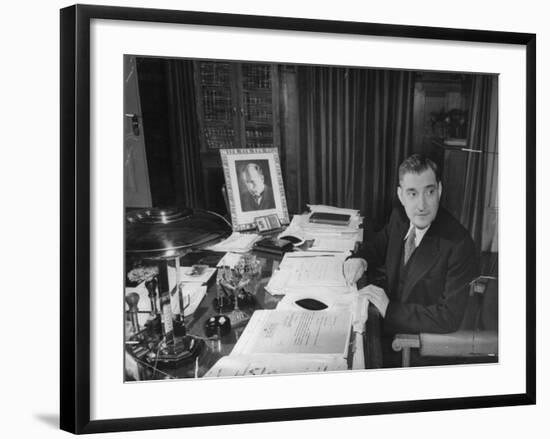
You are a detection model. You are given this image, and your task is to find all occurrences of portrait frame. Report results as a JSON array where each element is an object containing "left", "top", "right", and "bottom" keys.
[
  {"left": 60, "top": 4, "right": 536, "bottom": 435},
  {"left": 220, "top": 148, "right": 290, "bottom": 231}
]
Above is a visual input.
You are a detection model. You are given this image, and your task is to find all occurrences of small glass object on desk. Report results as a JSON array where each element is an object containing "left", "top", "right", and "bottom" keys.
[{"left": 215, "top": 254, "right": 263, "bottom": 327}]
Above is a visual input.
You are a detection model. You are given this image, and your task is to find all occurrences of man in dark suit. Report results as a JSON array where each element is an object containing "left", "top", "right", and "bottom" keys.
[
  {"left": 344, "top": 154, "right": 478, "bottom": 350},
  {"left": 239, "top": 163, "right": 276, "bottom": 212}
]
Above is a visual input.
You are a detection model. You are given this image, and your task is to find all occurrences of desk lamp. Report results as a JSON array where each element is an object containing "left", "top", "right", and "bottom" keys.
[{"left": 125, "top": 206, "right": 231, "bottom": 369}]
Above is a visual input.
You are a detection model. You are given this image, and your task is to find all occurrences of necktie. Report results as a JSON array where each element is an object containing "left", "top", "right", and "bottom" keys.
[{"left": 404, "top": 227, "right": 416, "bottom": 265}]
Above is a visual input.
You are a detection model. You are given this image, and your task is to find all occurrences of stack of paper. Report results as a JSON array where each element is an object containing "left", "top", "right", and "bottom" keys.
[
  {"left": 279, "top": 204, "right": 363, "bottom": 254},
  {"left": 206, "top": 232, "right": 261, "bottom": 253},
  {"left": 308, "top": 204, "right": 360, "bottom": 216}
]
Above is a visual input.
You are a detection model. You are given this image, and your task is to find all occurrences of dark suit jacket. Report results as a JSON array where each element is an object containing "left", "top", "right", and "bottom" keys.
[
  {"left": 240, "top": 184, "right": 275, "bottom": 212},
  {"left": 355, "top": 206, "right": 478, "bottom": 335}
]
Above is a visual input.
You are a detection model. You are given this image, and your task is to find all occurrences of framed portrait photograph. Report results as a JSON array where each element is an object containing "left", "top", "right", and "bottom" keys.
[
  {"left": 221, "top": 148, "right": 289, "bottom": 230},
  {"left": 60, "top": 3, "right": 535, "bottom": 435}
]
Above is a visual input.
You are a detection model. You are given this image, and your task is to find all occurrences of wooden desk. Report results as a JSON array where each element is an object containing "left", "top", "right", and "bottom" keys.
[{"left": 126, "top": 249, "right": 383, "bottom": 380}]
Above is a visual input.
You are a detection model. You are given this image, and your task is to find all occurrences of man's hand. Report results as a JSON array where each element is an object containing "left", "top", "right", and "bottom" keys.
[
  {"left": 361, "top": 284, "right": 389, "bottom": 318},
  {"left": 343, "top": 258, "right": 368, "bottom": 284}
]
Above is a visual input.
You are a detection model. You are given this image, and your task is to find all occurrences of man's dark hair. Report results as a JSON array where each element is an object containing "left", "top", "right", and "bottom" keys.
[{"left": 398, "top": 154, "right": 440, "bottom": 185}]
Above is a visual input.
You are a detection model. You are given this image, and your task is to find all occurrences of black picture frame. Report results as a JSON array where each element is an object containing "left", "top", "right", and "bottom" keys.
[{"left": 60, "top": 4, "right": 536, "bottom": 434}]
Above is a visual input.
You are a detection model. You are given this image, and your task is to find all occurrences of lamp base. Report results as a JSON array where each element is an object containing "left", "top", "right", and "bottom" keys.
[{"left": 153, "top": 335, "right": 203, "bottom": 367}]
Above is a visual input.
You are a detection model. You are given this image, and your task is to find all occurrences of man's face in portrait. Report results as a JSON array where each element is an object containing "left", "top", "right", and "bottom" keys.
[
  {"left": 397, "top": 168, "right": 442, "bottom": 230},
  {"left": 241, "top": 166, "right": 265, "bottom": 197}
]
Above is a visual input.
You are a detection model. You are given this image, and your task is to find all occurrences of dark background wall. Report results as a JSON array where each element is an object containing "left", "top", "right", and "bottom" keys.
[
  {"left": 130, "top": 59, "right": 480, "bottom": 217},
  {"left": 127, "top": 58, "right": 496, "bottom": 261}
]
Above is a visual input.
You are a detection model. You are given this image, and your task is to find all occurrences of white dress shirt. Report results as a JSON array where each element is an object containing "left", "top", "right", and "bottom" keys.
[{"left": 403, "top": 223, "right": 431, "bottom": 247}]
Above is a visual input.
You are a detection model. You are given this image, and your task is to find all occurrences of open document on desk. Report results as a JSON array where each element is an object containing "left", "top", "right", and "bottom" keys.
[
  {"left": 203, "top": 353, "right": 348, "bottom": 377},
  {"left": 204, "top": 309, "right": 352, "bottom": 378},
  {"left": 231, "top": 309, "right": 352, "bottom": 356},
  {"left": 265, "top": 252, "right": 348, "bottom": 295}
]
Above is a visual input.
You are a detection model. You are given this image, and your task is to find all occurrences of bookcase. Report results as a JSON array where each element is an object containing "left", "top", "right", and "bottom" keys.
[
  {"left": 194, "top": 61, "right": 281, "bottom": 151},
  {"left": 194, "top": 61, "right": 281, "bottom": 211}
]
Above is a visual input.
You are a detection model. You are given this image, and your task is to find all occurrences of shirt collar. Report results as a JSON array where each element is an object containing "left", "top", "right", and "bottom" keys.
[{"left": 404, "top": 223, "right": 430, "bottom": 247}]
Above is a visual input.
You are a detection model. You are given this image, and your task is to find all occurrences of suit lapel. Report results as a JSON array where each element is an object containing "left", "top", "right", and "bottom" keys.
[{"left": 401, "top": 233, "right": 440, "bottom": 303}]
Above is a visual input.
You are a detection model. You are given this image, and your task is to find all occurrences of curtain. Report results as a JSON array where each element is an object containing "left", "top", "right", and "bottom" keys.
[
  {"left": 460, "top": 75, "right": 498, "bottom": 252},
  {"left": 297, "top": 67, "right": 415, "bottom": 229},
  {"left": 166, "top": 60, "right": 205, "bottom": 208}
]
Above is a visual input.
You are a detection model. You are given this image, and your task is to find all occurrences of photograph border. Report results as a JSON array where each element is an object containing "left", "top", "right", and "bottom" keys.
[
  {"left": 220, "top": 148, "right": 289, "bottom": 230},
  {"left": 60, "top": 4, "right": 536, "bottom": 434}
]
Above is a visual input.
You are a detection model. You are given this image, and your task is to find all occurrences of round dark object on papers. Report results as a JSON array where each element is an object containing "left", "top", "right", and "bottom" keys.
[
  {"left": 295, "top": 298, "right": 329, "bottom": 311},
  {"left": 280, "top": 235, "right": 305, "bottom": 246}
]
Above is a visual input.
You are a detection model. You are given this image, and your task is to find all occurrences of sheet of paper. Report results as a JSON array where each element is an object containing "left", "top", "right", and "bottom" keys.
[
  {"left": 167, "top": 265, "right": 216, "bottom": 285},
  {"left": 216, "top": 252, "right": 245, "bottom": 268},
  {"left": 265, "top": 279, "right": 351, "bottom": 296},
  {"left": 290, "top": 259, "right": 345, "bottom": 285},
  {"left": 309, "top": 237, "right": 358, "bottom": 253},
  {"left": 175, "top": 284, "right": 208, "bottom": 316},
  {"left": 204, "top": 354, "right": 348, "bottom": 378},
  {"left": 278, "top": 253, "right": 347, "bottom": 286},
  {"left": 264, "top": 269, "right": 292, "bottom": 295},
  {"left": 206, "top": 232, "right": 260, "bottom": 253},
  {"left": 265, "top": 252, "right": 348, "bottom": 295},
  {"left": 231, "top": 309, "right": 352, "bottom": 357}
]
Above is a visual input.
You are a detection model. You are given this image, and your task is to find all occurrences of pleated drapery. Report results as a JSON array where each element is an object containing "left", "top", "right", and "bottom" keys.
[
  {"left": 297, "top": 67, "right": 415, "bottom": 229},
  {"left": 166, "top": 59, "right": 205, "bottom": 208},
  {"left": 460, "top": 75, "right": 499, "bottom": 252}
]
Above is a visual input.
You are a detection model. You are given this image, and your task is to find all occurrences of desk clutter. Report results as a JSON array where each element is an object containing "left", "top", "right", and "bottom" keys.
[
  {"left": 125, "top": 204, "right": 369, "bottom": 380},
  {"left": 280, "top": 204, "right": 363, "bottom": 254},
  {"left": 125, "top": 264, "right": 215, "bottom": 325},
  {"left": 252, "top": 236, "right": 294, "bottom": 255},
  {"left": 204, "top": 289, "right": 372, "bottom": 377}
]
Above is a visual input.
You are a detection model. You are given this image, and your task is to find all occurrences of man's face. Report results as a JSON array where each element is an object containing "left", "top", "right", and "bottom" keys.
[
  {"left": 242, "top": 167, "right": 265, "bottom": 197},
  {"left": 397, "top": 169, "right": 442, "bottom": 230}
]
